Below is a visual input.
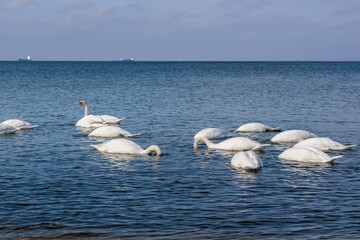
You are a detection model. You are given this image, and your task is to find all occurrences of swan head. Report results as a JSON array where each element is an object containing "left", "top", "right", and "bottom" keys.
[{"left": 78, "top": 99, "right": 87, "bottom": 108}]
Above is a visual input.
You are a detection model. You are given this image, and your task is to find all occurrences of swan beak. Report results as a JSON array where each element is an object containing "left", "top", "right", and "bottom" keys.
[{"left": 77, "top": 103, "right": 82, "bottom": 108}]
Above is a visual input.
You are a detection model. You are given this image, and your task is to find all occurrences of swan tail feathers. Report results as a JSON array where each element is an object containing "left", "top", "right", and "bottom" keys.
[
  {"left": 266, "top": 128, "right": 281, "bottom": 132},
  {"left": 118, "top": 117, "right": 126, "bottom": 123},
  {"left": 329, "top": 145, "right": 357, "bottom": 151},
  {"left": 16, "top": 125, "right": 38, "bottom": 130},
  {"left": 344, "top": 144, "right": 357, "bottom": 150},
  {"left": 253, "top": 144, "right": 271, "bottom": 151},
  {"left": 126, "top": 133, "right": 141, "bottom": 138},
  {"left": 327, "top": 155, "right": 343, "bottom": 163},
  {"left": 91, "top": 144, "right": 102, "bottom": 151}
]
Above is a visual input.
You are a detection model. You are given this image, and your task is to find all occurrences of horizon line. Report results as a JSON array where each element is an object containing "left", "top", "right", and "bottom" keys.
[{"left": 1, "top": 60, "right": 360, "bottom": 62}]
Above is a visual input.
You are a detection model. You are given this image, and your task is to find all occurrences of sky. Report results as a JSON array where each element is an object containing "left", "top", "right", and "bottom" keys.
[{"left": 1, "top": 0, "right": 360, "bottom": 61}]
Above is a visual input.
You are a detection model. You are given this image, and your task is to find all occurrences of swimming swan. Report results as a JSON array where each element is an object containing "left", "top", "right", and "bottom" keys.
[
  {"left": 235, "top": 123, "right": 281, "bottom": 133},
  {"left": 0, "top": 123, "right": 17, "bottom": 135},
  {"left": 294, "top": 137, "right": 356, "bottom": 151},
  {"left": 193, "top": 128, "right": 230, "bottom": 139},
  {"left": 76, "top": 115, "right": 107, "bottom": 128},
  {"left": 278, "top": 146, "right": 342, "bottom": 163},
  {"left": 92, "top": 139, "right": 162, "bottom": 156},
  {"left": 89, "top": 126, "right": 140, "bottom": 138},
  {"left": 271, "top": 130, "right": 317, "bottom": 143},
  {"left": 231, "top": 151, "right": 263, "bottom": 170},
  {"left": 194, "top": 137, "right": 270, "bottom": 151},
  {"left": 2, "top": 119, "right": 37, "bottom": 130},
  {"left": 77, "top": 100, "right": 125, "bottom": 125}
]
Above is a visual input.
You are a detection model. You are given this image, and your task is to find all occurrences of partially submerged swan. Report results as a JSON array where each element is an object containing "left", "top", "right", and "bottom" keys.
[
  {"left": 77, "top": 100, "right": 125, "bottom": 125},
  {"left": 235, "top": 123, "right": 281, "bottom": 133},
  {"left": 294, "top": 137, "right": 356, "bottom": 151},
  {"left": 89, "top": 126, "right": 140, "bottom": 138},
  {"left": 278, "top": 146, "right": 342, "bottom": 163},
  {"left": 271, "top": 130, "right": 317, "bottom": 143},
  {"left": 93, "top": 139, "right": 162, "bottom": 156},
  {"left": 2, "top": 119, "right": 37, "bottom": 130},
  {"left": 194, "top": 137, "right": 270, "bottom": 151},
  {"left": 0, "top": 123, "right": 17, "bottom": 135},
  {"left": 193, "top": 128, "right": 230, "bottom": 140},
  {"left": 231, "top": 151, "right": 263, "bottom": 170}
]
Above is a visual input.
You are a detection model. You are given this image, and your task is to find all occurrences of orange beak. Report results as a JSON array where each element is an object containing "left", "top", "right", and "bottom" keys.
[{"left": 78, "top": 103, "right": 82, "bottom": 108}]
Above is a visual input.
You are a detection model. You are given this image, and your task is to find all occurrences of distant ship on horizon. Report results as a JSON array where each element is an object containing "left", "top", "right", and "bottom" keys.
[
  {"left": 116, "top": 58, "right": 135, "bottom": 62},
  {"left": 18, "top": 56, "right": 32, "bottom": 61}
]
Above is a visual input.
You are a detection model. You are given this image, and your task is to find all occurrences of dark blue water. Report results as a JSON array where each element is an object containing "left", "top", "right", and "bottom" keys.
[{"left": 0, "top": 61, "right": 359, "bottom": 239}]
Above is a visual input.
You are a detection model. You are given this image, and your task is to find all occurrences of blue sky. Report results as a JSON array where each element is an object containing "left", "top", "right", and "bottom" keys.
[{"left": 1, "top": 0, "right": 360, "bottom": 61}]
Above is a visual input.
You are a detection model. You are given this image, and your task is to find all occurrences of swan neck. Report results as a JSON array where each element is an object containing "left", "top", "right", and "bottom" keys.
[
  {"left": 194, "top": 137, "right": 212, "bottom": 149},
  {"left": 144, "top": 145, "right": 162, "bottom": 156},
  {"left": 84, "top": 102, "right": 88, "bottom": 117}
]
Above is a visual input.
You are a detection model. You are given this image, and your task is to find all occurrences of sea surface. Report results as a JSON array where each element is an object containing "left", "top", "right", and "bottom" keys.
[{"left": 0, "top": 61, "right": 359, "bottom": 239}]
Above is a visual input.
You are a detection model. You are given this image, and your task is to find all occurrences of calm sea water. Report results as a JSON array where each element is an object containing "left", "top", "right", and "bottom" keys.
[{"left": 0, "top": 61, "right": 359, "bottom": 239}]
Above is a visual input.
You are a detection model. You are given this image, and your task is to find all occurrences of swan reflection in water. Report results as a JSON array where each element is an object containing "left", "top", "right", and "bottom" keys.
[{"left": 98, "top": 152, "right": 161, "bottom": 171}]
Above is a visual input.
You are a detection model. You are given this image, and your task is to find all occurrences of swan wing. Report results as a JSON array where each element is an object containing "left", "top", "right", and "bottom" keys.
[
  {"left": 194, "top": 128, "right": 228, "bottom": 139},
  {"left": 271, "top": 130, "right": 317, "bottom": 143},
  {"left": 76, "top": 115, "right": 106, "bottom": 128},
  {"left": 89, "top": 126, "right": 139, "bottom": 138},
  {"left": 89, "top": 126, "right": 121, "bottom": 138},
  {"left": 101, "top": 115, "right": 126, "bottom": 124},
  {"left": 0, "top": 123, "right": 17, "bottom": 134},
  {"left": 93, "top": 139, "right": 143, "bottom": 154},
  {"left": 2, "top": 119, "right": 36, "bottom": 130},
  {"left": 295, "top": 137, "right": 355, "bottom": 151},
  {"left": 214, "top": 137, "right": 264, "bottom": 151},
  {"left": 235, "top": 123, "right": 270, "bottom": 132},
  {"left": 279, "top": 146, "right": 342, "bottom": 163}
]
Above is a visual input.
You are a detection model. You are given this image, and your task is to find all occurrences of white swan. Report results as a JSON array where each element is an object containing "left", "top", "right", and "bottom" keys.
[
  {"left": 76, "top": 115, "right": 107, "bottom": 128},
  {"left": 92, "top": 139, "right": 162, "bottom": 156},
  {"left": 2, "top": 119, "right": 37, "bottom": 130},
  {"left": 294, "top": 137, "right": 356, "bottom": 151},
  {"left": 0, "top": 123, "right": 17, "bottom": 135},
  {"left": 278, "top": 146, "right": 342, "bottom": 163},
  {"left": 89, "top": 126, "right": 140, "bottom": 138},
  {"left": 271, "top": 130, "right": 317, "bottom": 143},
  {"left": 231, "top": 151, "right": 263, "bottom": 170},
  {"left": 235, "top": 122, "right": 281, "bottom": 133},
  {"left": 193, "top": 128, "right": 230, "bottom": 139},
  {"left": 194, "top": 137, "right": 270, "bottom": 151},
  {"left": 77, "top": 100, "right": 125, "bottom": 125}
]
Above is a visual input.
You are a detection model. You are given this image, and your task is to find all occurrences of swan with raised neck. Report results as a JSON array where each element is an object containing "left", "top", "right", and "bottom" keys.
[
  {"left": 78, "top": 99, "right": 89, "bottom": 117},
  {"left": 77, "top": 99, "right": 125, "bottom": 124}
]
